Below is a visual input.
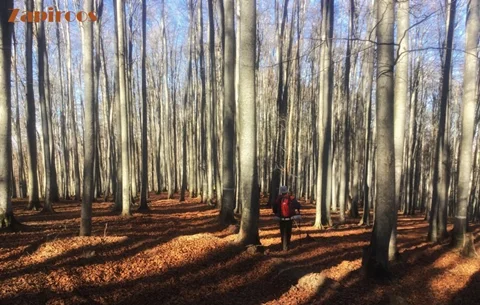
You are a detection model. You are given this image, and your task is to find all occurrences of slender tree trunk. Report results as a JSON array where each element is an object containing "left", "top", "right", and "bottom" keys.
[
  {"left": 429, "top": 0, "right": 456, "bottom": 242},
  {"left": 363, "top": 0, "right": 395, "bottom": 276},
  {"left": 314, "top": 0, "right": 334, "bottom": 229},
  {"left": 80, "top": 0, "right": 95, "bottom": 236},
  {"left": 359, "top": 4, "right": 375, "bottom": 225},
  {"left": 453, "top": 0, "right": 479, "bottom": 248},
  {"left": 339, "top": 0, "right": 354, "bottom": 224},
  {"left": 389, "top": 0, "right": 409, "bottom": 260},
  {"left": 64, "top": 0, "right": 81, "bottom": 201},
  {"left": 44, "top": 46, "right": 59, "bottom": 203},
  {"left": 116, "top": 0, "right": 131, "bottom": 216},
  {"left": 0, "top": 0, "right": 17, "bottom": 229},
  {"left": 269, "top": 0, "right": 290, "bottom": 206},
  {"left": 237, "top": 0, "right": 260, "bottom": 246},
  {"left": 139, "top": 0, "right": 149, "bottom": 210},
  {"left": 181, "top": 0, "right": 194, "bottom": 203},
  {"left": 25, "top": 0, "right": 40, "bottom": 210},
  {"left": 220, "top": 0, "right": 236, "bottom": 224},
  {"left": 36, "top": 0, "right": 53, "bottom": 213},
  {"left": 12, "top": 31, "right": 26, "bottom": 199}
]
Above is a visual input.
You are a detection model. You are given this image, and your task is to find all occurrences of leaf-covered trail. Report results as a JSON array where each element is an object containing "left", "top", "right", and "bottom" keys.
[{"left": 1, "top": 194, "right": 479, "bottom": 305}]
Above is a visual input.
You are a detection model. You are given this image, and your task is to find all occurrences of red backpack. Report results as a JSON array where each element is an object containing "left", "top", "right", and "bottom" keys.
[{"left": 280, "top": 196, "right": 293, "bottom": 217}]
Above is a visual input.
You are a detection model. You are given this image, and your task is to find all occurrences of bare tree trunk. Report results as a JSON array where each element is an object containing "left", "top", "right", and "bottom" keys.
[
  {"left": 429, "top": 0, "right": 456, "bottom": 242},
  {"left": 314, "top": 0, "right": 334, "bottom": 229},
  {"left": 237, "top": 0, "right": 260, "bottom": 246},
  {"left": 363, "top": 0, "right": 395, "bottom": 277},
  {"left": 205, "top": 0, "right": 216, "bottom": 205},
  {"left": 12, "top": 30, "right": 26, "bottom": 199},
  {"left": 64, "top": 0, "right": 81, "bottom": 201},
  {"left": 389, "top": 0, "right": 409, "bottom": 260},
  {"left": 269, "top": 0, "right": 290, "bottom": 206},
  {"left": 36, "top": 0, "right": 53, "bottom": 213},
  {"left": 0, "top": 0, "right": 17, "bottom": 229},
  {"left": 197, "top": 0, "right": 208, "bottom": 203},
  {"left": 25, "top": 0, "right": 40, "bottom": 210},
  {"left": 80, "top": 0, "right": 95, "bottom": 236},
  {"left": 116, "top": 0, "right": 131, "bottom": 216},
  {"left": 220, "top": 0, "right": 236, "bottom": 224},
  {"left": 359, "top": 1, "right": 375, "bottom": 225},
  {"left": 160, "top": 0, "right": 173, "bottom": 199},
  {"left": 181, "top": 0, "right": 194, "bottom": 203},
  {"left": 339, "top": 0, "right": 355, "bottom": 224},
  {"left": 44, "top": 45, "right": 59, "bottom": 203},
  {"left": 453, "top": 0, "right": 479, "bottom": 248},
  {"left": 139, "top": 0, "right": 149, "bottom": 210}
]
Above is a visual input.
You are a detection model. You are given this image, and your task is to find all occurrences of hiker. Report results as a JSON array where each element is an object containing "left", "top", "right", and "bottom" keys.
[{"left": 272, "top": 186, "right": 301, "bottom": 251}]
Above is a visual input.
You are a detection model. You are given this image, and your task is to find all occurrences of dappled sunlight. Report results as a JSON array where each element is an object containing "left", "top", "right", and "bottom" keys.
[
  {"left": 428, "top": 254, "right": 480, "bottom": 301},
  {"left": 2, "top": 197, "right": 480, "bottom": 304}
]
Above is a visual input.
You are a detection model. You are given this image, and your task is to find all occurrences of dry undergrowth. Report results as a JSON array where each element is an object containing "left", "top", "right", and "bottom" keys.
[{"left": 1, "top": 194, "right": 479, "bottom": 305}]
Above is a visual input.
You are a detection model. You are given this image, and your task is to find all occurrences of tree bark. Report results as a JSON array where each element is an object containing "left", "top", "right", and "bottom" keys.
[
  {"left": 389, "top": 0, "right": 409, "bottom": 260},
  {"left": 220, "top": 0, "right": 236, "bottom": 225},
  {"left": 314, "top": 0, "right": 334, "bottom": 229},
  {"left": 139, "top": 0, "right": 149, "bottom": 210},
  {"left": 453, "top": 0, "right": 479, "bottom": 248},
  {"left": 359, "top": 1, "right": 375, "bottom": 226},
  {"left": 363, "top": 0, "right": 395, "bottom": 277},
  {"left": 269, "top": 0, "right": 290, "bottom": 206},
  {"left": 25, "top": 0, "right": 40, "bottom": 210},
  {"left": 64, "top": 0, "right": 81, "bottom": 201},
  {"left": 80, "top": 0, "right": 95, "bottom": 236},
  {"left": 429, "top": 0, "right": 456, "bottom": 242},
  {"left": 0, "top": 0, "right": 17, "bottom": 229},
  {"left": 36, "top": 0, "right": 53, "bottom": 213},
  {"left": 116, "top": 0, "right": 131, "bottom": 216},
  {"left": 237, "top": 0, "right": 260, "bottom": 246}
]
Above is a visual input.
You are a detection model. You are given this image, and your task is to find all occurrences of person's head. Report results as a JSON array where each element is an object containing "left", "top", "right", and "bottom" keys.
[{"left": 280, "top": 185, "right": 288, "bottom": 195}]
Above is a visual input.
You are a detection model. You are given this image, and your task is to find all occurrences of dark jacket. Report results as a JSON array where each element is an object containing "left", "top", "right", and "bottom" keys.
[{"left": 273, "top": 194, "right": 301, "bottom": 217}]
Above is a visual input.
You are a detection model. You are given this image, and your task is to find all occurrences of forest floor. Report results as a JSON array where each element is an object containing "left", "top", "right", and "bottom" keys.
[{"left": 1, "top": 193, "right": 479, "bottom": 305}]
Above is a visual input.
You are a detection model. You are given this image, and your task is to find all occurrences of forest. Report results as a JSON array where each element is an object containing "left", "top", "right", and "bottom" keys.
[{"left": 0, "top": 0, "right": 479, "bottom": 304}]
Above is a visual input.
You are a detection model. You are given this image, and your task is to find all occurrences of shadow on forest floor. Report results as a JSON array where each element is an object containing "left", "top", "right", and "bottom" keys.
[{"left": 1, "top": 194, "right": 479, "bottom": 305}]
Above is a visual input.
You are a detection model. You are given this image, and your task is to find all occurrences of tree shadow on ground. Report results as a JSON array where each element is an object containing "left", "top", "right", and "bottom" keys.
[
  {"left": 3, "top": 197, "right": 480, "bottom": 305},
  {"left": 299, "top": 240, "right": 467, "bottom": 305},
  {"left": 449, "top": 270, "right": 480, "bottom": 305}
]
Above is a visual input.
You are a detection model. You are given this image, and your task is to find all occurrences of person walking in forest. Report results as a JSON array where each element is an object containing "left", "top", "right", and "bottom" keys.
[{"left": 273, "top": 186, "right": 301, "bottom": 251}]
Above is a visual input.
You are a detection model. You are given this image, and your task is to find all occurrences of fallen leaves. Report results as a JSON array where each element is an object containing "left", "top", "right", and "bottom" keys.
[{"left": 0, "top": 195, "right": 479, "bottom": 305}]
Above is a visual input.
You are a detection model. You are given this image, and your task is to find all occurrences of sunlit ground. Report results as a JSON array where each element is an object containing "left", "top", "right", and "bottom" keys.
[{"left": 1, "top": 194, "right": 479, "bottom": 305}]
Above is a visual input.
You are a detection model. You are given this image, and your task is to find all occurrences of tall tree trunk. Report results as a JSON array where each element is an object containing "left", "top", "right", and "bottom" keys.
[
  {"left": 198, "top": 0, "right": 208, "bottom": 203},
  {"left": 139, "top": 0, "right": 149, "bottom": 210},
  {"left": 80, "top": 0, "right": 95, "bottom": 236},
  {"left": 453, "top": 0, "right": 479, "bottom": 248},
  {"left": 389, "top": 0, "right": 409, "bottom": 260},
  {"left": 220, "top": 0, "right": 236, "bottom": 225},
  {"left": 112, "top": 0, "right": 122, "bottom": 210},
  {"left": 237, "top": 0, "right": 260, "bottom": 246},
  {"left": 314, "top": 0, "right": 334, "bottom": 229},
  {"left": 269, "top": 0, "right": 290, "bottom": 205},
  {"left": 54, "top": 0, "right": 68, "bottom": 200},
  {"left": 64, "top": 0, "right": 81, "bottom": 201},
  {"left": 37, "top": 0, "right": 53, "bottom": 213},
  {"left": 429, "top": 0, "right": 456, "bottom": 242},
  {"left": 206, "top": 0, "right": 216, "bottom": 205},
  {"left": 116, "top": 0, "right": 131, "bottom": 216},
  {"left": 45, "top": 46, "right": 59, "bottom": 203},
  {"left": 340, "top": 0, "right": 355, "bottom": 224},
  {"left": 359, "top": 1, "right": 375, "bottom": 225},
  {"left": 12, "top": 30, "right": 26, "bottom": 199},
  {"left": 160, "top": 0, "right": 173, "bottom": 199},
  {"left": 363, "top": 0, "right": 395, "bottom": 276},
  {"left": 0, "top": 0, "right": 17, "bottom": 229},
  {"left": 25, "top": 0, "right": 40, "bottom": 210}
]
